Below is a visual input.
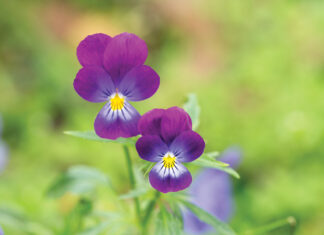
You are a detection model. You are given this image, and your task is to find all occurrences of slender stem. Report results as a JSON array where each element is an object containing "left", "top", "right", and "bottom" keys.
[
  {"left": 241, "top": 216, "right": 296, "bottom": 235},
  {"left": 122, "top": 145, "right": 141, "bottom": 224},
  {"left": 142, "top": 190, "right": 161, "bottom": 229}
]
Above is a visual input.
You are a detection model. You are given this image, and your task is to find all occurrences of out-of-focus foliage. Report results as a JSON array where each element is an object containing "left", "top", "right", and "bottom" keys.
[{"left": 0, "top": 0, "right": 324, "bottom": 234}]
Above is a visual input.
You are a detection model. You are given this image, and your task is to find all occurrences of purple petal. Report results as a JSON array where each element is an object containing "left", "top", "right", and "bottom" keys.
[
  {"left": 77, "top": 33, "right": 111, "bottom": 67},
  {"left": 0, "top": 143, "right": 8, "bottom": 174},
  {"left": 136, "top": 135, "right": 168, "bottom": 162},
  {"left": 170, "top": 131, "right": 205, "bottom": 162},
  {"left": 74, "top": 67, "right": 115, "bottom": 103},
  {"left": 118, "top": 65, "right": 160, "bottom": 101},
  {"left": 149, "top": 161, "right": 192, "bottom": 193},
  {"left": 103, "top": 33, "right": 148, "bottom": 85},
  {"left": 182, "top": 209, "right": 211, "bottom": 235},
  {"left": 183, "top": 169, "right": 233, "bottom": 234},
  {"left": 138, "top": 109, "right": 165, "bottom": 136},
  {"left": 220, "top": 146, "right": 242, "bottom": 169},
  {"left": 94, "top": 101, "right": 140, "bottom": 139},
  {"left": 161, "top": 107, "right": 192, "bottom": 145}
]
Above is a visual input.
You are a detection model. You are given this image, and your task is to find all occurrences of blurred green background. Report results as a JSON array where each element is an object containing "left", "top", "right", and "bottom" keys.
[{"left": 1, "top": 0, "right": 324, "bottom": 234}]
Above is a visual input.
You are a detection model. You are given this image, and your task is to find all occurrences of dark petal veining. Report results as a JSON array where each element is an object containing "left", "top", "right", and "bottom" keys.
[
  {"left": 74, "top": 66, "right": 115, "bottom": 103},
  {"left": 170, "top": 131, "right": 205, "bottom": 162},
  {"left": 94, "top": 101, "right": 140, "bottom": 139},
  {"left": 149, "top": 161, "right": 192, "bottom": 193},
  {"left": 118, "top": 65, "right": 160, "bottom": 101},
  {"left": 136, "top": 135, "right": 168, "bottom": 162}
]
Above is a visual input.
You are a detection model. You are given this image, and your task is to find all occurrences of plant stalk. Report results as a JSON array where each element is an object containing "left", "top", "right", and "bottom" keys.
[
  {"left": 142, "top": 190, "right": 161, "bottom": 230},
  {"left": 123, "top": 145, "right": 141, "bottom": 224}
]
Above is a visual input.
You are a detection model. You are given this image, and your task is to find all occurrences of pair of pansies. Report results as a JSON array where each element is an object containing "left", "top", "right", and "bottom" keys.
[{"left": 74, "top": 33, "right": 205, "bottom": 193}]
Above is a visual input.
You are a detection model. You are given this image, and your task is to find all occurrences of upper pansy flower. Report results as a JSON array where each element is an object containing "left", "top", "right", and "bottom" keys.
[
  {"left": 183, "top": 146, "right": 242, "bottom": 235},
  {"left": 74, "top": 33, "right": 160, "bottom": 139},
  {"left": 136, "top": 107, "right": 205, "bottom": 193}
]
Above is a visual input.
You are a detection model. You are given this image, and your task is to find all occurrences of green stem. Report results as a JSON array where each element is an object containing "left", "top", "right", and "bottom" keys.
[
  {"left": 142, "top": 190, "right": 161, "bottom": 230},
  {"left": 122, "top": 145, "right": 141, "bottom": 224},
  {"left": 241, "top": 216, "right": 296, "bottom": 235}
]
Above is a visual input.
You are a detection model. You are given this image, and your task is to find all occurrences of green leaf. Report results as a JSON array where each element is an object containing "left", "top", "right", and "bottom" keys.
[
  {"left": 191, "top": 155, "right": 240, "bottom": 179},
  {"left": 47, "top": 165, "right": 110, "bottom": 198},
  {"left": 143, "top": 162, "right": 155, "bottom": 177},
  {"left": 64, "top": 130, "right": 137, "bottom": 145},
  {"left": 183, "top": 93, "right": 200, "bottom": 130},
  {"left": 119, "top": 188, "right": 148, "bottom": 200},
  {"left": 155, "top": 205, "right": 183, "bottom": 235},
  {"left": 179, "top": 200, "right": 236, "bottom": 235},
  {"left": 78, "top": 222, "right": 110, "bottom": 235},
  {"left": 205, "top": 151, "right": 220, "bottom": 158},
  {"left": 0, "top": 207, "right": 53, "bottom": 235}
]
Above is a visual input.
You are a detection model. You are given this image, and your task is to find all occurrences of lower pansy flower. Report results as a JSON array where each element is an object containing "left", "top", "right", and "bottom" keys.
[
  {"left": 183, "top": 146, "right": 242, "bottom": 234},
  {"left": 136, "top": 107, "right": 205, "bottom": 193}
]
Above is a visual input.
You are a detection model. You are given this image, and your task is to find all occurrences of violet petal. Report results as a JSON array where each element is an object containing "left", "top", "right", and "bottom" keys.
[
  {"left": 149, "top": 161, "right": 192, "bottom": 193},
  {"left": 161, "top": 107, "right": 192, "bottom": 145},
  {"left": 77, "top": 33, "right": 111, "bottom": 67},
  {"left": 138, "top": 109, "right": 165, "bottom": 136},
  {"left": 170, "top": 131, "right": 205, "bottom": 162},
  {"left": 103, "top": 33, "right": 148, "bottom": 85},
  {"left": 183, "top": 170, "right": 233, "bottom": 235},
  {"left": 136, "top": 135, "right": 168, "bottom": 162},
  {"left": 118, "top": 65, "right": 160, "bottom": 101},
  {"left": 74, "top": 66, "right": 115, "bottom": 103},
  {"left": 94, "top": 101, "right": 140, "bottom": 139}
]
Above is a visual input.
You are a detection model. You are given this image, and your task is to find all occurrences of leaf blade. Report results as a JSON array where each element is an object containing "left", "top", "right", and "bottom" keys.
[
  {"left": 191, "top": 157, "right": 240, "bottom": 179},
  {"left": 179, "top": 200, "right": 236, "bottom": 235},
  {"left": 183, "top": 93, "right": 200, "bottom": 130},
  {"left": 64, "top": 130, "right": 137, "bottom": 145}
]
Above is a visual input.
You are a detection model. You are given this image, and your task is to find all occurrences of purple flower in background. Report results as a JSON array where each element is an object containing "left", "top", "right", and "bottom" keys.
[
  {"left": 74, "top": 33, "right": 160, "bottom": 139},
  {"left": 0, "top": 225, "right": 3, "bottom": 235},
  {"left": 183, "top": 146, "right": 242, "bottom": 234},
  {"left": 136, "top": 107, "right": 205, "bottom": 193},
  {"left": 0, "top": 116, "right": 8, "bottom": 174}
]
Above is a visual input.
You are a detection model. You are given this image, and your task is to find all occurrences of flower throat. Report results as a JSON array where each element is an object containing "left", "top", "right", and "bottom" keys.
[
  {"left": 163, "top": 154, "right": 176, "bottom": 168},
  {"left": 110, "top": 93, "right": 125, "bottom": 111}
]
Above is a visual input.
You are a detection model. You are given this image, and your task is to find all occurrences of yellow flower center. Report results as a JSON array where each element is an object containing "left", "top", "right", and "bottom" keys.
[
  {"left": 163, "top": 154, "right": 176, "bottom": 169},
  {"left": 110, "top": 93, "right": 125, "bottom": 111}
]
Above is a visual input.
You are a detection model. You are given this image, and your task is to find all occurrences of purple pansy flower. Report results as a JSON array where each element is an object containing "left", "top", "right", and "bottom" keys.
[
  {"left": 136, "top": 107, "right": 205, "bottom": 193},
  {"left": 0, "top": 116, "right": 8, "bottom": 174},
  {"left": 183, "top": 146, "right": 242, "bottom": 234},
  {"left": 74, "top": 33, "right": 160, "bottom": 139}
]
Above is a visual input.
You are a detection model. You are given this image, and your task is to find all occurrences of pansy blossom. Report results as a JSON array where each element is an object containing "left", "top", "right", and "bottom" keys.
[
  {"left": 74, "top": 33, "right": 160, "bottom": 139},
  {"left": 0, "top": 115, "right": 8, "bottom": 174},
  {"left": 136, "top": 107, "right": 205, "bottom": 193},
  {"left": 183, "top": 147, "right": 242, "bottom": 234}
]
